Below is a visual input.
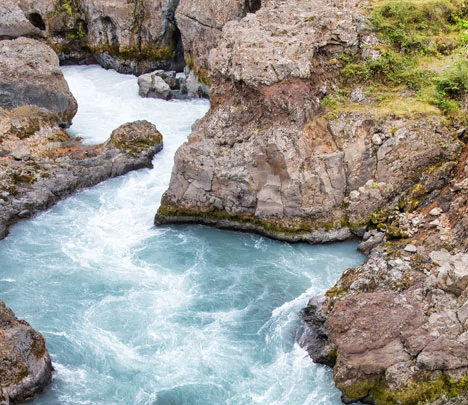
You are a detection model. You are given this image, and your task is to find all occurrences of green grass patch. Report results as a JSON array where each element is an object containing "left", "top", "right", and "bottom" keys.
[{"left": 323, "top": 0, "right": 468, "bottom": 119}]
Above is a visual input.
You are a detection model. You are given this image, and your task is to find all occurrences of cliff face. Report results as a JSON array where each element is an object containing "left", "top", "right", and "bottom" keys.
[
  {"left": 0, "top": 0, "right": 185, "bottom": 74},
  {"left": 156, "top": 0, "right": 468, "bottom": 403},
  {"left": 177, "top": 0, "right": 259, "bottom": 82}
]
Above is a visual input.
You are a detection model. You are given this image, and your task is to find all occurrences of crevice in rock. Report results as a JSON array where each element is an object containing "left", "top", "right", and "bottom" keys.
[
  {"left": 97, "top": 16, "right": 118, "bottom": 48},
  {"left": 163, "top": 0, "right": 185, "bottom": 71},
  {"left": 245, "top": 0, "right": 262, "bottom": 13},
  {"left": 26, "top": 12, "right": 46, "bottom": 31}
]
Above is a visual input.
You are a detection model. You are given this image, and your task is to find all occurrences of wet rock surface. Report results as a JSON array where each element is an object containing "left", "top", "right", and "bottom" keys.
[{"left": 0, "top": 301, "right": 52, "bottom": 404}]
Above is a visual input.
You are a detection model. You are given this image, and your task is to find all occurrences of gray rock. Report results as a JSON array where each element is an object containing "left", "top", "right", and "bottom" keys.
[
  {"left": 404, "top": 244, "right": 418, "bottom": 253},
  {"left": 11, "top": 143, "right": 30, "bottom": 161},
  {"left": 138, "top": 73, "right": 173, "bottom": 100},
  {"left": 0, "top": 38, "right": 77, "bottom": 125},
  {"left": 429, "top": 207, "right": 443, "bottom": 216}
]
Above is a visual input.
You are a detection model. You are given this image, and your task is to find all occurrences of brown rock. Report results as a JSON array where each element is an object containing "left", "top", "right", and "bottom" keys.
[{"left": 0, "top": 301, "right": 52, "bottom": 403}]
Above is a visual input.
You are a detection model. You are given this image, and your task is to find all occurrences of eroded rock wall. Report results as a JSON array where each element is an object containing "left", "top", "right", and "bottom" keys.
[
  {"left": 0, "top": 0, "right": 186, "bottom": 74},
  {"left": 156, "top": 0, "right": 461, "bottom": 243}
]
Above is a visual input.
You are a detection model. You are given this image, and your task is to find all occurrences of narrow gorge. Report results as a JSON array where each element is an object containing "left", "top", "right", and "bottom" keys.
[{"left": 0, "top": 0, "right": 468, "bottom": 404}]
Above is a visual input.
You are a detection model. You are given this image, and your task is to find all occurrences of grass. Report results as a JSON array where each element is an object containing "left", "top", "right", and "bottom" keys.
[{"left": 324, "top": 0, "right": 468, "bottom": 121}]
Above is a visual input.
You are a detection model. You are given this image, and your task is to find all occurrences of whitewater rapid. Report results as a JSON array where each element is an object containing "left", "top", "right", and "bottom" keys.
[{"left": 0, "top": 65, "right": 364, "bottom": 405}]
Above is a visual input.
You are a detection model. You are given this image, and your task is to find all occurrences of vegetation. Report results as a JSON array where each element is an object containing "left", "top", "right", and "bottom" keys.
[{"left": 323, "top": 0, "right": 468, "bottom": 121}]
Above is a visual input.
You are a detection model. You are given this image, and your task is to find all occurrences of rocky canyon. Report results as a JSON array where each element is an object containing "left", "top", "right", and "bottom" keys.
[{"left": 1, "top": 0, "right": 468, "bottom": 403}]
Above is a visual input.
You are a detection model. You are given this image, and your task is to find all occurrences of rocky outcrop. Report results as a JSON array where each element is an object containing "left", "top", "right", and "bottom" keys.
[
  {"left": 0, "top": 0, "right": 185, "bottom": 75},
  {"left": 0, "top": 117, "right": 163, "bottom": 239},
  {"left": 0, "top": 37, "right": 77, "bottom": 125},
  {"left": 0, "top": 301, "right": 52, "bottom": 404},
  {"left": 156, "top": 0, "right": 461, "bottom": 243},
  {"left": 0, "top": 38, "right": 164, "bottom": 240},
  {"left": 176, "top": 0, "right": 258, "bottom": 83},
  {"left": 299, "top": 144, "right": 468, "bottom": 404}
]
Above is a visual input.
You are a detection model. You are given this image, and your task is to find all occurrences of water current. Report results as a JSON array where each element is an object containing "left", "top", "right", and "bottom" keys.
[{"left": 0, "top": 65, "right": 364, "bottom": 404}]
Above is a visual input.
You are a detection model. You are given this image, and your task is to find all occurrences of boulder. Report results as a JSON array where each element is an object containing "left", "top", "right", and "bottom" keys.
[
  {"left": 0, "top": 37, "right": 77, "bottom": 125},
  {"left": 0, "top": 0, "right": 45, "bottom": 39},
  {"left": 0, "top": 301, "right": 52, "bottom": 403},
  {"left": 107, "top": 120, "right": 164, "bottom": 155},
  {"left": 138, "top": 73, "right": 173, "bottom": 100}
]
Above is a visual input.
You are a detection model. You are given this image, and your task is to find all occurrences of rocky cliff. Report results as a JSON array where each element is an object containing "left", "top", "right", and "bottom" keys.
[
  {"left": 0, "top": 0, "right": 263, "bottom": 80},
  {"left": 0, "top": 301, "right": 52, "bottom": 404},
  {"left": 0, "top": 0, "right": 185, "bottom": 74},
  {"left": 156, "top": 0, "right": 468, "bottom": 403}
]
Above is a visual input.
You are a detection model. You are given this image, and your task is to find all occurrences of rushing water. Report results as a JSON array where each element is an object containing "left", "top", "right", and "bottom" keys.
[{"left": 0, "top": 66, "right": 364, "bottom": 405}]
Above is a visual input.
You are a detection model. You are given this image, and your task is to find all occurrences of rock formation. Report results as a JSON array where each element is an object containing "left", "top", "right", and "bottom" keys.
[
  {"left": 0, "top": 301, "right": 52, "bottom": 404},
  {"left": 156, "top": 0, "right": 461, "bottom": 243},
  {"left": 0, "top": 38, "right": 164, "bottom": 240},
  {"left": 0, "top": 0, "right": 185, "bottom": 75},
  {"left": 156, "top": 0, "right": 468, "bottom": 403},
  {"left": 0, "top": 37, "right": 77, "bottom": 126},
  {"left": 0, "top": 0, "right": 259, "bottom": 84}
]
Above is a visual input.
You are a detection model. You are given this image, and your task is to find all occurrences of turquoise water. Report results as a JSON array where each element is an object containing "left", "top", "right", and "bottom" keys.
[{"left": 0, "top": 66, "right": 364, "bottom": 404}]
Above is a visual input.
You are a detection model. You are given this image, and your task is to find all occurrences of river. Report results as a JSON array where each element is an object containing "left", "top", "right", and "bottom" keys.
[{"left": 0, "top": 65, "right": 364, "bottom": 405}]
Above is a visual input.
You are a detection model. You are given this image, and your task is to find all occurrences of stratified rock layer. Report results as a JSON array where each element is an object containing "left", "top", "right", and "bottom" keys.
[{"left": 0, "top": 301, "right": 52, "bottom": 404}]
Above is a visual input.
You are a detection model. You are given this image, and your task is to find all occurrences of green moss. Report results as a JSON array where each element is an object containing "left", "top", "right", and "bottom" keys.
[
  {"left": 157, "top": 204, "right": 348, "bottom": 236},
  {"left": 11, "top": 172, "right": 37, "bottom": 185},
  {"left": 369, "top": 373, "right": 468, "bottom": 405},
  {"left": 90, "top": 44, "right": 176, "bottom": 62},
  {"left": 111, "top": 132, "right": 162, "bottom": 157},
  {"left": 371, "top": 0, "right": 465, "bottom": 54}
]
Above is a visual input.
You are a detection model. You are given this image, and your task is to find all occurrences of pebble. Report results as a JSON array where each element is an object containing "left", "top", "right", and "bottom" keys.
[
  {"left": 404, "top": 244, "right": 417, "bottom": 253},
  {"left": 429, "top": 207, "right": 443, "bottom": 216}
]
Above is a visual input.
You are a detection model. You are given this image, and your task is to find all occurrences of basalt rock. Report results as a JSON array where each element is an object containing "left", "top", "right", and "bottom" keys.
[
  {"left": 0, "top": 37, "right": 77, "bottom": 126},
  {"left": 0, "top": 117, "right": 163, "bottom": 240},
  {"left": 0, "top": 300, "right": 52, "bottom": 404},
  {"left": 156, "top": 0, "right": 461, "bottom": 243},
  {"left": 176, "top": 0, "right": 255, "bottom": 84},
  {"left": 299, "top": 143, "right": 468, "bottom": 404},
  {"left": 1, "top": 0, "right": 185, "bottom": 75}
]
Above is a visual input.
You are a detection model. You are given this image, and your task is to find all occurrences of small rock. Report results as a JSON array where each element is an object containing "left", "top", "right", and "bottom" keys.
[
  {"left": 349, "top": 190, "right": 360, "bottom": 202},
  {"left": 350, "top": 87, "right": 367, "bottom": 103},
  {"left": 404, "top": 244, "right": 417, "bottom": 253},
  {"left": 429, "top": 207, "right": 443, "bottom": 216},
  {"left": 17, "top": 210, "right": 31, "bottom": 218},
  {"left": 11, "top": 144, "right": 30, "bottom": 161},
  {"left": 372, "top": 133, "right": 383, "bottom": 145},
  {"left": 137, "top": 73, "right": 173, "bottom": 100},
  {"left": 428, "top": 219, "right": 440, "bottom": 228}
]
